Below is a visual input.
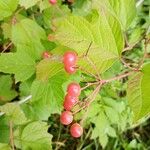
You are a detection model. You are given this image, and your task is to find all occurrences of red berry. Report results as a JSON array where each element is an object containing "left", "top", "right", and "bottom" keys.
[
  {"left": 63, "top": 51, "right": 77, "bottom": 66},
  {"left": 60, "top": 111, "right": 73, "bottom": 125},
  {"left": 42, "top": 51, "right": 51, "bottom": 59},
  {"left": 70, "top": 123, "right": 83, "bottom": 138},
  {"left": 64, "top": 65, "right": 76, "bottom": 74},
  {"left": 67, "top": 83, "right": 81, "bottom": 97},
  {"left": 63, "top": 94, "right": 78, "bottom": 111},
  {"left": 49, "top": 0, "right": 57, "bottom": 5}
]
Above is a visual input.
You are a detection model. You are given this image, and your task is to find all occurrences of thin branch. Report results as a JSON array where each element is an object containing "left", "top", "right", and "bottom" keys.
[
  {"left": 81, "top": 81, "right": 99, "bottom": 91},
  {"left": 84, "top": 41, "right": 93, "bottom": 57},
  {"left": 18, "top": 95, "right": 32, "bottom": 104},
  {"left": 136, "top": 0, "right": 144, "bottom": 7},
  {"left": 9, "top": 121, "right": 15, "bottom": 150},
  {"left": 2, "top": 42, "right": 13, "bottom": 53},
  {"left": 0, "top": 112, "right": 5, "bottom": 116},
  {"left": 103, "top": 71, "right": 134, "bottom": 84},
  {"left": 121, "top": 58, "right": 139, "bottom": 71}
]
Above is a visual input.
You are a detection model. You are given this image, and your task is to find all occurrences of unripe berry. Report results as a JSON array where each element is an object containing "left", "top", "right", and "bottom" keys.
[
  {"left": 49, "top": 0, "right": 57, "bottom": 5},
  {"left": 63, "top": 94, "right": 78, "bottom": 111},
  {"left": 67, "top": 83, "right": 81, "bottom": 97},
  {"left": 60, "top": 111, "right": 73, "bottom": 125},
  {"left": 64, "top": 65, "right": 76, "bottom": 74},
  {"left": 42, "top": 51, "right": 51, "bottom": 59},
  {"left": 70, "top": 123, "right": 83, "bottom": 138},
  {"left": 63, "top": 51, "right": 77, "bottom": 66}
]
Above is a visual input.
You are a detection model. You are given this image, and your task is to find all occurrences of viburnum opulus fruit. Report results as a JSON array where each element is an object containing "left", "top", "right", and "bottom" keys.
[
  {"left": 67, "top": 82, "right": 81, "bottom": 97},
  {"left": 70, "top": 123, "right": 83, "bottom": 138},
  {"left": 63, "top": 51, "right": 77, "bottom": 74},
  {"left": 63, "top": 94, "right": 78, "bottom": 111},
  {"left": 49, "top": 0, "right": 57, "bottom": 5},
  {"left": 60, "top": 111, "right": 73, "bottom": 125}
]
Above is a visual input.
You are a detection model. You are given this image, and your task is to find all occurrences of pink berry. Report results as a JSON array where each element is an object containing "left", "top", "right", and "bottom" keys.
[
  {"left": 49, "top": 0, "right": 57, "bottom": 5},
  {"left": 42, "top": 51, "right": 51, "bottom": 59},
  {"left": 67, "top": 83, "right": 81, "bottom": 97},
  {"left": 60, "top": 111, "right": 73, "bottom": 125},
  {"left": 70, "top": 123, "right": 83, "bottom": 138},
  {"left": 64, "top": 65, "right": 76, "bottom": 74},
  {"left": 63, "top": 51, "right": 77, "bottom": 66},
  {"left": 63, "top": 94, "right": 78, "bottom": 111}
]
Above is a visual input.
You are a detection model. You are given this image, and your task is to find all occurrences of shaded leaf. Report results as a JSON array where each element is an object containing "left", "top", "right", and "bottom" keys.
[
  {"left": 0, "top": 75, "right": 17, "bottom": 104},
  {"left": 0, "top": 103, "right": 27, "bottom": 125}
]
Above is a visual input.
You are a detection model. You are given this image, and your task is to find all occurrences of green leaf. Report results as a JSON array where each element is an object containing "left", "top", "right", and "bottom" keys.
[
  {"left": 19, "top": 0, "right": 40, "bottom": 9},
  {"left": 12, "top": 18, "right": 46, "bottom": 60},
  {"left": 0, "top": 143, "right": 11, "bottom": 150},
  {"left": 21, "top": 59, "right": 67, "bottom": 120},
  {"left": 0, "top": 51, "right": 36, "bottom": 82},
  {"left": 0, "top": 103, "right": 27, "bottom": 125},
  {"left": 14, "top": 121, "right": 52, "bottom": 150},
  {"left": 92, "top": 0, "right": 136, "bottom": 30},
  {"left": 55, "top": 11, "right": 124, "bottom": 74},
  {"left": 22, "top": 72, "right": 67, "bottom": 120},
  {"left": 127, "top": 63, "right": 150, "bottom": 122},
  {"left": 0, "top": 0, "right": 18, "bottom": 20},
  {"left": 0, "top": 75, "right": 17, "bottom": 104}
]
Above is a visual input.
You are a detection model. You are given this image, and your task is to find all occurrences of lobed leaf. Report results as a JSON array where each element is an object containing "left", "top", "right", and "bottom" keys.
[{"left": 55, "top": 10, "right": 124, "bottom": 74}]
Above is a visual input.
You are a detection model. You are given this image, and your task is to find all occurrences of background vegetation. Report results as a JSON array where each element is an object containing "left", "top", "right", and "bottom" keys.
[{"left": 0, "top": 0, "right": 150, "bottom": 150}]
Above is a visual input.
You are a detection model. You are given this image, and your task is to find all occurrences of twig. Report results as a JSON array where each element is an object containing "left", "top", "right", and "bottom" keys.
[
  {"left": 2, "top": 42, "right": 13, "bottom": 53},
  {"left": 102, "top": 71, "right": 134, "bottom": 84},
  {"left": 9, "top": 121, "right": 15, "bottom": 150},
  {"left": 121, "top": 58, "right": 139, "bottom": 71},
  {"left": 84, "top": 41, "right": 93, "bottom": 57},
  {"left": 18, "top": 95, "right": 32, "bottom": 104},
  {"left": 81, "top": 81, "right": 99, "bottom": 91},
  {"left": 0, "top": 112, "right": 5, "bottom": 116},
  {"left": 136, "top": 0, "right": 144, "bottom": 7}
]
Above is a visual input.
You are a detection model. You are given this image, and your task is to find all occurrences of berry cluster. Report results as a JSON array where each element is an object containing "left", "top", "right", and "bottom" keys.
[{"left": 60, "top": 51, "right": 83, "bottom": 138}]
